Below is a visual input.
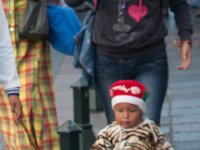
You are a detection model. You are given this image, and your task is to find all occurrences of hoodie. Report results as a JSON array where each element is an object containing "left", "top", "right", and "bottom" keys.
[{"left": 92, "top": 0, "right": 192, "bottom": 58}]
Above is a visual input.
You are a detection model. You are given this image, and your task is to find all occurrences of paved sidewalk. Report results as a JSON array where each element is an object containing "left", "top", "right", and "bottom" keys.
[
  {"left": 1, "top": 7, "right": 200, "bottom": 150},
  {"left": 161, "top": 9, "right": 200, "bottom": 149}
]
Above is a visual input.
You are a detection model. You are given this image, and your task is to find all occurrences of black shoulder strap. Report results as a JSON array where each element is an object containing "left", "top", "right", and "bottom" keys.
[
  {"left": 93, "top": 0, "right": 100, "bottom": 12},
  {"left": 65, "top": 0, "right": 85, "bottom": 7}
]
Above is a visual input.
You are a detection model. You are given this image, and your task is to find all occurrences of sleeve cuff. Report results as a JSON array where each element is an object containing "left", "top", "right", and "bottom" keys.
[
  {"left": 5, "top": 87, "right": 20, "bottom": 96},
  {"left": 178, "top": 29, "right": 193, "bottom": 41}
]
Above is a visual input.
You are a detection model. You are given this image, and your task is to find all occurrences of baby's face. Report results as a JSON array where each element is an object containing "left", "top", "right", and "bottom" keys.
[{"left": 113, "top": 103, "right": 143, "bottom": 128}]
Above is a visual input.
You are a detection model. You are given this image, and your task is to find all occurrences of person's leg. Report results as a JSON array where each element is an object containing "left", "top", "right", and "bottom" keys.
[
  {"left": 95, "top": 54, "right": 131, "bottom": 124},
  {"left": 132, "top": 50, "right": 169, "bottom": 125},
  {"left": 95, "top": 50, "right": 168, "bottom": 125}
]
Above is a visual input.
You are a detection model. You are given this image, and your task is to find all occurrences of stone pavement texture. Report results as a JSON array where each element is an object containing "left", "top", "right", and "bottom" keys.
[
  {"left": 0, "top": 7, "right": 200, "bottom": 150},
  {"left": 159, "top": 10, "right": 200, "bottom": 149}
]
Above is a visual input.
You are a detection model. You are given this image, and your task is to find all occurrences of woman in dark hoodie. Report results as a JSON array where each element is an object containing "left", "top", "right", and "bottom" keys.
[{"left": 72, "top": 0, "right": 193, "bottom": 126}]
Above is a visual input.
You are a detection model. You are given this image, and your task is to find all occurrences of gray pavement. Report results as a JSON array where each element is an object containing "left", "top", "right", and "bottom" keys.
[
  {"left": 1, "top": 7, "right": 200, "bottom": 150},
  {"left": 161, "top": 9, "right": 200, "bottom": 149}
]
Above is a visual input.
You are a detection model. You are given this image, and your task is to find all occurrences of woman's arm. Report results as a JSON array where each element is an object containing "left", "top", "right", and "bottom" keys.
[{"left": 169, "top": 0, "right": 192, "bottom": 70}]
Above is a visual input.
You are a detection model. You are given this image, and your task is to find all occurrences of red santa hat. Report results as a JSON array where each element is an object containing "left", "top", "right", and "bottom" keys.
[{"left": 109, "top": 80, "right": 149, "bottom": 112}]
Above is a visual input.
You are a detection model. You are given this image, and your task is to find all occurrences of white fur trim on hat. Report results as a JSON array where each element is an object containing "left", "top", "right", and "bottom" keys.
[{"left": 111, "top": 95, "right": 145, "bottom": 112}]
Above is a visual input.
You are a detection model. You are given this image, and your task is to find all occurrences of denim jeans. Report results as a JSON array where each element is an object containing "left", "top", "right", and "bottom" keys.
[{"left": 95, "top": 49, "right": 169, "bottom": 125}]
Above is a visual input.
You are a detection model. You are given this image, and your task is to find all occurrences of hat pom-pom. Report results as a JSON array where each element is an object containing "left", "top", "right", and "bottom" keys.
[{"left": 143, "top": 91, "right": 149, "bottom": 101}]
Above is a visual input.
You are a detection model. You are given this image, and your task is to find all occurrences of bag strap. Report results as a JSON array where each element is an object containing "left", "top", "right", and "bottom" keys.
[
  {"left": 92, "top": 0, "right": 97, "bottom": 11},
  {"left": 65, "top": 0, "right": 85, "bottom": 7},
  {"left": 92, "top": 0, "right": 100, "bottom": 12}
]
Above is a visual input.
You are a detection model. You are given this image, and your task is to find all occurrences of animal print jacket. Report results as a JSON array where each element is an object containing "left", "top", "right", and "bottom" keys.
[{"left": 91, "top": 118, "right": 174, "bottom": 150}]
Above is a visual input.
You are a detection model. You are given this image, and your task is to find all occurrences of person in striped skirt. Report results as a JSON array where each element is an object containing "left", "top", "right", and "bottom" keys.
[{"left": 0, "top": 0, "right": 61, "bottom": 149}]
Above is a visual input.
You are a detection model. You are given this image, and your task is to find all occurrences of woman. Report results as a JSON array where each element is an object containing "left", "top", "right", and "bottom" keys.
[
  {"left": 76, "top": 0, "right": 193, "bottom": 125},
  {"left": 0, "top": 0, "right": 60, "bottom": 149}
]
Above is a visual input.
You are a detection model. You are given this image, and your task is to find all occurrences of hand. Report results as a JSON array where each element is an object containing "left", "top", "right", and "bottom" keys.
[
  {"left": 176, "top": 41, "right": 192, "bottom": 70},
  {"left": 8, "top": 95, "right": 22, "bottom": 123}
]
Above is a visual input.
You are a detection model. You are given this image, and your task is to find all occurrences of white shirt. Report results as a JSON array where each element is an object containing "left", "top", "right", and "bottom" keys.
[{"left": 0, "top": 0, "right": 20, "bottom": 91}]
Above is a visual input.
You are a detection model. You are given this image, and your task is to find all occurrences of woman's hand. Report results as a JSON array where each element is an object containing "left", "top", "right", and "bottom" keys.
[{"left": 176, "top": 41, "right": 192, "bottom": 70}]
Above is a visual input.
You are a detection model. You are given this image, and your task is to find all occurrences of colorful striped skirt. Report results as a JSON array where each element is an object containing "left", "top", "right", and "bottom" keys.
[{"left": 0, "top": 0, "right": 60, "bottom": 149}]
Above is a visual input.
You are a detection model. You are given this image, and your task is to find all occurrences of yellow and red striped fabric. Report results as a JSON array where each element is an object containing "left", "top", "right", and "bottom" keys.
[{"left": 0, "top": 0, "right": 60, "bottom": 149}]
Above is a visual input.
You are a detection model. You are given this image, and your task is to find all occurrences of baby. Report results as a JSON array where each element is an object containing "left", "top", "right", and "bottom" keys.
[{"left": 91, "top": 80, "right": 174, "bottom": 150}]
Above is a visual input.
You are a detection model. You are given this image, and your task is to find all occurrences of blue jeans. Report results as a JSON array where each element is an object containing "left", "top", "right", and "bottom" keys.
[{"left": 95, "top": 50, "right": 169, "bottom": 125}]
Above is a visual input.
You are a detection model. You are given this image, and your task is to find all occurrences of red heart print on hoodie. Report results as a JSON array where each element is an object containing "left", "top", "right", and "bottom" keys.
[{"left": 128, "top": 0, "right": 148, "bottom": 23}]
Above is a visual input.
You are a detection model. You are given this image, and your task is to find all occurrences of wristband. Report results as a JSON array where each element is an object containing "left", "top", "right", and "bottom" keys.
[{"left": 181, "top": 40, "right": 192, "bottom": 47}]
